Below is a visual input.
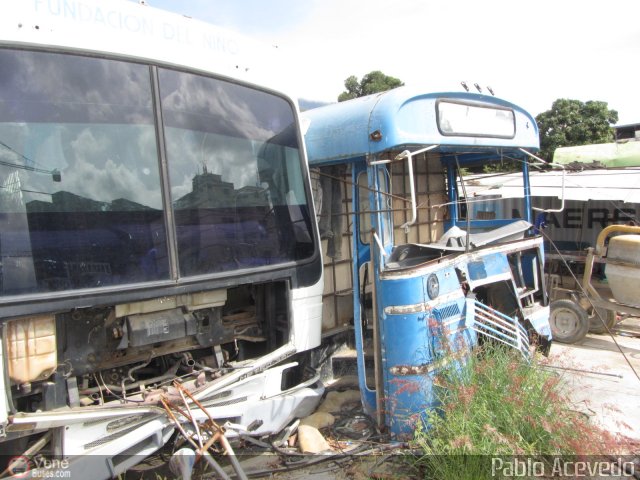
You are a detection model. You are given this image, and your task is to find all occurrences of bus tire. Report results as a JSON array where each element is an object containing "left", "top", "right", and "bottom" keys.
[
  {"left": 588, "top": 307, "right": 617, "bottom": 334},
  {"left": 550, "top": 299, "right": 589, "bottom": 344}
]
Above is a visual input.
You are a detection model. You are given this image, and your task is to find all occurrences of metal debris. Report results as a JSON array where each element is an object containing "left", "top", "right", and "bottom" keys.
[{"left": 161, "top": 381, "right": 248, "bottom": 480}]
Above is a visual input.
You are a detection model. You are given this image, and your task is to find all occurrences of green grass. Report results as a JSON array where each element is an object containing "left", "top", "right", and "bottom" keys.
[{"left": 409, "top": 345, "right": 629, "bottom": 479}]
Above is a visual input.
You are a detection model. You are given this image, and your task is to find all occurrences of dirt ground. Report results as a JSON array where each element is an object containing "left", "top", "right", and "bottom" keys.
[{"left": 545, "top": 315, "right": 640, "bottom": 442}]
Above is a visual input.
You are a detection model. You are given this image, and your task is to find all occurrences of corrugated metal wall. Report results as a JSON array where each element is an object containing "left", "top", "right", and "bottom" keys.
[{"left": 498, "top": 196, "right": 640, "bottom": 250}]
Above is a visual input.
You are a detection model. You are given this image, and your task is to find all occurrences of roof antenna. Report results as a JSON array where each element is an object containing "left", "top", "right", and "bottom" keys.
[
  {"left": 473, "top": 83, "right": 482, "bottom": 93},
  {"left": 487, "top": 86, "right": 495, "bottom": 96},
  {"left": 460, "top": 81, "right": 469, "bottom": 92}
]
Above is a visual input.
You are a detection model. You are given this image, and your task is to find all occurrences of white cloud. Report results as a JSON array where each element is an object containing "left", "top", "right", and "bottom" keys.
[{"left": 67, "top": 127, "right": 164, "bottom": 208}]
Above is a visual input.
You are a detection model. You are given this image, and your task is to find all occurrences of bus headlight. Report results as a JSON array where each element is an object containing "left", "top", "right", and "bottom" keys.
[{"left": 426, "top": 274, "right": 439, "bottom": 299}]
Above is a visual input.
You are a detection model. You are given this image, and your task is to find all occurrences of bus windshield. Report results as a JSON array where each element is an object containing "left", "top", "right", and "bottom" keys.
[{"left": 0, "top": 49, "right": 314, "bottom": 296}]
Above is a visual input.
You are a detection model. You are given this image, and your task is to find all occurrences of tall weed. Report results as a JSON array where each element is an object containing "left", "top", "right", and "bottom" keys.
[{"left": 410, "top": 345, "right": 631, "bottom": 479}]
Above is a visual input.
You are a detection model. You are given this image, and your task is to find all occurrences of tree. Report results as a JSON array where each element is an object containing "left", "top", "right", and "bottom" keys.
[
  {"left": 338, "top": 71, "right": 404, "bottom": 102},
  {"left": 535, "top": 99, "right": 618, "bottom": 161}
]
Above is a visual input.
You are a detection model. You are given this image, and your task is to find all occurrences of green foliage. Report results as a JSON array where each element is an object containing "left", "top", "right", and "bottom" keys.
[
  {"left": 457, "top": 158, "right": 519, "bottom": 175},
  {"left": 338, "top": 70, "right": 404, "bottom": 102},
  {"left": 409, "top": 346, "right": 627, "bottom": 480},
  {"left": 536, "top": 99, "right": 618, "bottom": 161}
]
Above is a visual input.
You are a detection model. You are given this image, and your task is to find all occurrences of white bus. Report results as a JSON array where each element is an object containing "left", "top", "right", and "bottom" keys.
[{"left": 0, "top": 1, "right": 323, "bottom": 477}]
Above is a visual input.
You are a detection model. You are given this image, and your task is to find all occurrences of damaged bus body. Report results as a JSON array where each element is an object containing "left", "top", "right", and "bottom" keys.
[
  {"left": 0, "top": 1, "right": 323, "bottom": 477},
  {"left": 304, "top": 88, "right": 552, "bottom": 438}
]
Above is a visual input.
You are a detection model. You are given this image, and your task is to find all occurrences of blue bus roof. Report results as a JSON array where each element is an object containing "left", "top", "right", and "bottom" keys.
[{"left": 302, "top": 87, "right": 539, "bottom": 166}]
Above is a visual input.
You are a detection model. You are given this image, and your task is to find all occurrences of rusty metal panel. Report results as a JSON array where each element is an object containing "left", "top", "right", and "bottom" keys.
[
  {"left": 316, "top": 166, "right": 355, "bottom": 333},
  {"left": 318, "top": 152, "right": 450, "bottom": 334},
  {"left": 391, "top": 153, "right": 446, "bottom": 246}
]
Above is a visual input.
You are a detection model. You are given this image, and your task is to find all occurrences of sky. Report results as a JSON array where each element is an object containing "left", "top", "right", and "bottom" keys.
[{"left": 143, "top": 0, "right": 640, "bottom": 125}]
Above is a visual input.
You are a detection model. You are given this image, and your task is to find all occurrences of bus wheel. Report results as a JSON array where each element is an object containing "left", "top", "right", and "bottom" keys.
[
  {"left": 550, "top": 299, "right": 589, "bottom": 344},
  {"left": 587, "top": 307, "right": 617, "bottom": 334}
]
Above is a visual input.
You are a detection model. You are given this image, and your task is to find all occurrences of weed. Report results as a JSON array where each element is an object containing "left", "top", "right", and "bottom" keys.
[{"left": 409, "top": 345, "right": 634, "bottom": 479}]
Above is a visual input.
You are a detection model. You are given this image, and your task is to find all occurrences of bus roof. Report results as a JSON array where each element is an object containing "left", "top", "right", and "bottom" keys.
[
  {"left": 0, "top": 0, "right": 284, "bottom": 94},
  {"left": 302, "top": 87, "right": 539, "bottom": 166}
]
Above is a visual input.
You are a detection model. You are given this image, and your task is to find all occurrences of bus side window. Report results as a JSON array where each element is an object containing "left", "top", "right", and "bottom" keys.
[{"left": 358, "top": 171, "right": 371, "bottom": 245}]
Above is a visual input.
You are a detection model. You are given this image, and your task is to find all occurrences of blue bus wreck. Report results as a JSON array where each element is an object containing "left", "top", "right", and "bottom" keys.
[{"left": 303, "top": 88, "right": 552, "bottom": 438}]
